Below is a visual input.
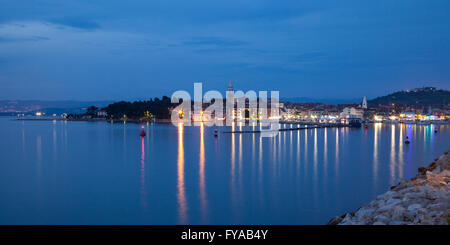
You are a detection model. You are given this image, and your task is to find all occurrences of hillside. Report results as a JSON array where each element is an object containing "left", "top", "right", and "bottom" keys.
[{"left": 368, "top": 87, "right": 450, "bottom": 106}]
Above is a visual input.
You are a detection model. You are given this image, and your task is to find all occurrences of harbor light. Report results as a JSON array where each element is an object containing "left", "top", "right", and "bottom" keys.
[{"left": 178, "top": 109, "right": 184, "bottom": 119}]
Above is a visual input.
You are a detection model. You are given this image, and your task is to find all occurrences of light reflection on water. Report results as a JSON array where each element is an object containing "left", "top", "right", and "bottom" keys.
[
  {"left": 199, "top": 123, "right": 207, "bottom": 223},
  {"left": 0, "top": 117, "right": 449, "bottom": 225},
  {"left": 177, "top": 123, "right": 187, "bottom": 224}
]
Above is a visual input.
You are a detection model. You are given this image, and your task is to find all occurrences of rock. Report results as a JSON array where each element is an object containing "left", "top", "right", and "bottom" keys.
[
  {"left": 374, "top": 214, "right": 390, "bottom": 224},
  {"left": 386, "top": 198, "right": 402, "bottom": 206},
  {"left": 418, "top": 167, "right": 427, "bottom": 175},
  {"left": 355, "top": 208, "right": 375, "bottom": 220},
  {"left": 432, "top": 166, "right": 441, "bottom": 174},
  {"left": 407, "top": 203, "right": 422, "bottom": 212},
  {"left": 391, "top": 206, "right": 406, "bottom": 220},
  {"left": 378, "top": 203, "right": 398, "bottom": 213},
  {"left": 389, "top": 220, "right": 406, "bottom": 225},
  {"left": 427, "top": 203, "right": 446, "bottom": 211},
  {"left": 333, "top": 151, "right": 450, "bottom": 225},
  {"left": 327, "top": 216, "right": 343, "bottom": 225},
  {"left": 373, "top": 221, "right": 385, "bottom": 225},
  {"left": 403, "top": 211, "right": 416, "bottom": 222}
]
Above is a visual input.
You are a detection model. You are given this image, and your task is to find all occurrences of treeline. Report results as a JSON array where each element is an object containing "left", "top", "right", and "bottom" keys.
[
  {"left": 102, "top": 96, "right": 173, "bottom": 119},
  {"left": 368, "top": 87, "right": 449, "bottom": 106}
]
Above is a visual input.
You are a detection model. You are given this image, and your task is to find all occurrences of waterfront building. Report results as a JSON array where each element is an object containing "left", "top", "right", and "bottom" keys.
[
  {"left": 224, "top": 80, "right": 282, "bottom": 122},
  {"left": 340, "top": 107, "right": 364, "bottom": 119},
  {"left": 308, "top": 110, "right": 323, "bottom": 121},
  {"left": 97, "top": 110, "right": 108, "bottom": 117}
]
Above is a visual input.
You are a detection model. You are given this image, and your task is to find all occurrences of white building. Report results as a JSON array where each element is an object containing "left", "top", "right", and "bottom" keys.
[
  {"left": 340, "top": 107, "right": 364, "bottom": 119},
  {"left": 97, "top": 110, "right": 108, "bottom": 117}
]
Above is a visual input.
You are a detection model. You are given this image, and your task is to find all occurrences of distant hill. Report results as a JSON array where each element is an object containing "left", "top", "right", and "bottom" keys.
[
  {"left": 368, "top": 87, "right": 450, "bottom": 106},
  {"left": 0, "top": 100, "right": 113, "bottom": 113}
]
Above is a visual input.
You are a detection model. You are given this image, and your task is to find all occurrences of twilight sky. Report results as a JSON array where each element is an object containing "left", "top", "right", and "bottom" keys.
[{"left": 0, "top": 0, "right": 449, "bottom": 101}]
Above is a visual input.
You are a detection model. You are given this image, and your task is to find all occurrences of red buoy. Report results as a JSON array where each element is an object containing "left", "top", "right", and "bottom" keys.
[
  {"left": 140, "top": 126, "right": 146, "bottom": 137},
  {"left": 214, "top": 129, "right": 218, "bottom": 137}
]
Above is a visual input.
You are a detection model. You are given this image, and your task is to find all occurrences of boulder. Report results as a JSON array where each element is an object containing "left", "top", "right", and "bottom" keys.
[{"left": 333, "top": 151, "right": 450, "bottom": 225}]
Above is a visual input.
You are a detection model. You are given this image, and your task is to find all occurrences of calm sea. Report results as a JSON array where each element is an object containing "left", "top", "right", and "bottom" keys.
[{"left": 0, "top": 117, "right": 448, "bottom": 224}]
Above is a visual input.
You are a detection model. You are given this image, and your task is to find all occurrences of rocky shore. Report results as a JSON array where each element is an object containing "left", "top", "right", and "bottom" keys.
[{"left": 328, "top": 150, "right": 450, "bottom": 225}]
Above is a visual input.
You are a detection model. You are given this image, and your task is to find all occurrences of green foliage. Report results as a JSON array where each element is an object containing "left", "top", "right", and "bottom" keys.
[
  {"left": 144, "top": 111, "right": 154, "bottom": 119},
  {"left": 102, "top": 96, "right": 172, "bottom": 119}
]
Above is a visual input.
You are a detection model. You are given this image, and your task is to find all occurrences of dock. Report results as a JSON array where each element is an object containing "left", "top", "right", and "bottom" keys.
[{"left": 223, "top": 123, "right": 350, "bottom": 133}]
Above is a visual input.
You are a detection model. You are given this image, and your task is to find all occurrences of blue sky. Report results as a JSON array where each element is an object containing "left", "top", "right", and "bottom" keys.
[{"left": 0, "top": 0, "right": 449, "bottom": 100}]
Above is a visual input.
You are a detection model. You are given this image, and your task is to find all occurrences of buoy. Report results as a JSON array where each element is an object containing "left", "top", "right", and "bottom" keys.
[
  {"left": 140, "top": 126, "right": 146, "bottom": 137},
  {"left": 214, "top": 129, "right": 218, "bottom": 137},
  {"left": 434, "top": 130, "right": 438, "bottom": 133},
  {"left": 405, "top": 136, "right": 410, "bottom": 144}
]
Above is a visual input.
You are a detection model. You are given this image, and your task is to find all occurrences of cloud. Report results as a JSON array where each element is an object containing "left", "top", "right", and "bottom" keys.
[
  {"left": 182, "top": 37, "right": 248, "bottom": 47},
  {"left": 0, "top": 35, "right": 50, "bottom": 43},
  {"left": 50, "top": 18, "right": 100, "bottom": 30}
]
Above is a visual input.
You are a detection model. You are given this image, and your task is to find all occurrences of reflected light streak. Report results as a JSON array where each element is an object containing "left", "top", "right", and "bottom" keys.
[
  {"left": 239, "top": 133, "right": 243, "bottom": 176},
  {"left": 304, "top": 129, "right": 308, "bottom": 172},
  {"left": 199, "top": 123, "right": 208, "bottom": 222},
  {"left": 259, "top": 136, "right": 263, "bottom": 176},
  {"left": 290, "top": 130, "right": 293, "bottom": 163},
  {"left": 252, "top": 133, "right": 256, "bottom": 166},
  {"left": 324, "top": 128, "right": 327, "bottom": 178},
  {"left": 297, "top": 130, "right": 300, "bottom": 177},
  {"left": 390, "top": 125, "right": 396, "bottom": 185},
  {"left": 313, "top": 128, "right": 318, "bottom": 175},
  {"left": 258, "top": 135, "right": 264, "bottom": 210},
  {"left": 177, "top": 123, "right": 187, "bottom": 224},
  {"left": 313, "top": 128, "right": 318, "bottom": 206},
  {"left": 230, "top": 122, "right": 238, "bottom": 220},
  {"left": 335, "top": 128, "right": 339, "bottom": 185},
  {"left": 231, "top": 123, "right": 235, "bottom": 183},
  {"left": 140, "top": 137, "right": 147, "bottom": 209},
  {"left": 335, "top": 128, "right": 339, "bottom": 168},
  {"left": 399, "top": 124, "right": 404, "bottom": 179},
  {"left": 373, "top": 123, "right": 381, "bottom": 185}
]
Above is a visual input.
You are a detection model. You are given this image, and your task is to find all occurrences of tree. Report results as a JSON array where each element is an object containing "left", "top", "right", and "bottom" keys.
[
  {"left": 144, "top": 111, "right": 154, "bottom": 120},
  {"left": 101, "top": 96, "right": 173, "bottom": 120},
  {"left": 87, "top": 106, "right": 99, "bottom": 116}
]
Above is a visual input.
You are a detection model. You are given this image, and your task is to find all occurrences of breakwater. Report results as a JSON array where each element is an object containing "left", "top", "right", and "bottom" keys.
[{"left": 328, "top": 150, "right": 450, "bottom": 225}]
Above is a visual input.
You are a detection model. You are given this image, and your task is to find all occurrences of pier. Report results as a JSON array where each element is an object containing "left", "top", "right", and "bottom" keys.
[{"left": 223, "top": 123, "right": 350, "bottom": 134}]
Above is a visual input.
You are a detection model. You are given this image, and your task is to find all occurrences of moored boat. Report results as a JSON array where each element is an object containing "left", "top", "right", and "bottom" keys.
[{"left": 348, "top": 116, "right": 362, "bottom": 127}]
